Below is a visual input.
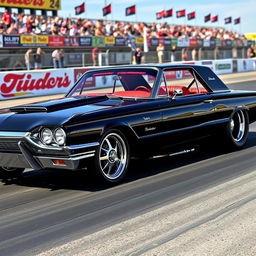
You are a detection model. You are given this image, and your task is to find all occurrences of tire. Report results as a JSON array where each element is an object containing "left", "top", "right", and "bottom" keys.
[
  {"left": 224, "top": 109, "right": 249, "bottom": 149},
  {"left": 0, "top": 167, "right": 24, "bottom": 179},
  {"left": 94, "top": 130, "right": 130, "bottom": 184}
]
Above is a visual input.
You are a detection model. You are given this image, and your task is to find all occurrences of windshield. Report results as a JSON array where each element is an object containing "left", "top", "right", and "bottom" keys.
[{"left": 66, "top": 68, "right": 158, "bottom": 99}]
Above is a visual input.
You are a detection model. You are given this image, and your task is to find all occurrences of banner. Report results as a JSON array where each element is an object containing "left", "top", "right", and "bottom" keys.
[
  {"left": 189, "top": 39, "right": 197, "bottom": 47},
  {"left": 64, "top": 36, "right": 79, "bottom": 47},
  {"left": 20, "top": 35, "right": 48, "bottom": 47},
  {"left": 3, "top": 35, "right": 20, "bottom": 47},
  {"left": 0, "top": 35, "right": 3, "bottom": 48},
  {"left": 177, "top": 38, "right": 189, "bottom": 47},
  {"left": 0, "top": 69, "right": 74, "bottom": 100},
  {"left": 48, "top": 36, "right": 64, "bottom": 47},
  {"left": 214, "top": 60, "right": 233, "bottom": 74},
  {"left": 104, "top": 37, "right": 115, "bottom": 46},
  {"left": 115, "top": 37, "right": 125, "bottom": 46},
  {"left": 135, "top": 37, "right": 144, "bottom": 45},
  {"left": 79, "top": 37, "right": 92, "bottom": 46},
  {"left": 92, "top": 36, "right": 105, "bottom": 47},
  {"left": 0, "top": 0, "right": 61, "bottom": 10}
]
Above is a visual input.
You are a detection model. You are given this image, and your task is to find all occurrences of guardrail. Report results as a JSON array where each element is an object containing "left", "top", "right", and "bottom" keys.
[{"left": 0, "top": 58, "right": 255, "bottom": 101}]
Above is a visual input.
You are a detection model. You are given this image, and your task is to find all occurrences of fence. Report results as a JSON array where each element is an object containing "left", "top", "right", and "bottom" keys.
[{"left": 0, "top": 47, "right": 251, "bottom": 71}]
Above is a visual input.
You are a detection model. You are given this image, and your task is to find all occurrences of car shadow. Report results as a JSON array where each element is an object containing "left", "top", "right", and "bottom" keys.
[{"left": 1, "top": 131, "right": 256, "bottom": 192}]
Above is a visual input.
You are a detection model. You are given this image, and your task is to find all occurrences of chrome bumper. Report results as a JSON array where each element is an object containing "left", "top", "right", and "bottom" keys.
[{"left": 0, "top": 131, "right": 98, "bottom": 170}]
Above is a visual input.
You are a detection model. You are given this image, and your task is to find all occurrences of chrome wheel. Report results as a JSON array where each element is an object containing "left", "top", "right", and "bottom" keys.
[
  {"left": 230, "top": 110, "right": 246, "bottom": 142},
  {"left": 98, "top": 132, "right": 128, "bottom": 181}
]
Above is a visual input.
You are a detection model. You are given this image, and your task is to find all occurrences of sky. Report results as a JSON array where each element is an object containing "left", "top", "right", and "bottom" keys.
[{"left": 59, "top": 0, "right": 255, "bottom": 34}]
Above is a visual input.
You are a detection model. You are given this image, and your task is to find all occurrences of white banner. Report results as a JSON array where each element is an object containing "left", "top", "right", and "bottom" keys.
[
  {"left": 0, "top": 69, "right": 74, "bottom": 100},
  {"left": 213, "top": 60, "right": 233, "bottom": 74}
]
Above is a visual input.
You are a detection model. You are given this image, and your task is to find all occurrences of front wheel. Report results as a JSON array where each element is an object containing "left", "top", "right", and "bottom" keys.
[
  {"left": 94, "top": 130, "right": 130, "bottom": 184},
  {"left": 224, "top": 109, "right": 249, "bottom": 149},
  {"left": 0, "top": 167, "right": 24, "bottom": 179}
]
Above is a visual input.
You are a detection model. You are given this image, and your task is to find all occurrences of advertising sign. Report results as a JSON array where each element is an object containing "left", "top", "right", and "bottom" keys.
[
  {"left": 48, "top": 36, "right": 64, "bottom": 47},
  {"left": 0, "top": 69, "right": 74, "bottom": 100},
  {"left": 135, "top": 37, "right": 144, "bottom": 45},
  {"left": 92, "top": 36, "right": 105, "bottom": 47},
  {"left": 79, "top": 37, "right": 92, "bottom": 47},
  {"left": 104, "top": 37, "right": 115, "bottom": 46},
  {"left": 115, "top": 37, "right": 125, "bottom": 46},
  {"left": 0, "top": 0, "right": 61, "bottom": 10},
  {"left": 163, "top": 38, "right": 172, "bottom": 46},
  {"left": 64, "top": 36, "right": 79, "bottom": 47},
  {"left": 3, "top": 35, "right": 20, "bottom": 47},
  {"left": 20, "top": 35, "right": 48, "bottom": 47},
  {"left": 189, "top": 39, "right": 197, "bottom": 47},
  {"left": 177, "top": 38, "right": 189, "bottom": 47},
  {"left": 214, "top": 60, "right": 233, "bottom": 74},
  {"left": 203, "top": 39, "right": 210, "bottom": 47},
  {"left": 150, "top": 38, "right": 159, "bottom": 46}
]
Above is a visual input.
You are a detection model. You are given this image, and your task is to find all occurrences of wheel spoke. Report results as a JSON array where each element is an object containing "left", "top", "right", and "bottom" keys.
[
  {"left": 107, "top": 163, "right": 114, "bottom": 175},
  {"left": 105, "top": 138, "right": 113, "bottom": 150},
  {"left": 100, "top": 155, "right": 108, "bottom": 161}
]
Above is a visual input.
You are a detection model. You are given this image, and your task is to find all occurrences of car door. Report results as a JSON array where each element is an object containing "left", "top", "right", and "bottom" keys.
[{"left": 159, "top": 68, "right": 216, "bottom": 147}]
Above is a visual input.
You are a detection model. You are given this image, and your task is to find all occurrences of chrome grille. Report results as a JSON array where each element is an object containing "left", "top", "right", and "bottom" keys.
[{"left": 0, "top": 139, "right": 20, "bottom": 152}]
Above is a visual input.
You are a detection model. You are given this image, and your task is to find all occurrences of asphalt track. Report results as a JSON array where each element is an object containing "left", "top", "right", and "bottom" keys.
[{"left": 0, "top": 71, "right": 256, "bottom": 256}]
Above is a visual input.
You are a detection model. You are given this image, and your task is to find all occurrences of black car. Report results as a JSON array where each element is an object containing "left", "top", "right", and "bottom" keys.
[{"left": 0, "top": 64, "right": 256, "bottom": 183}]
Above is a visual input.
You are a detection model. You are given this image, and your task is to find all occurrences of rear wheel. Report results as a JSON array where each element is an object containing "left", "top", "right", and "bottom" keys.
[
  {"left": 94, "top": 130, "right": 130, "bottom": 184},
  {"left": 0, "top": 167, "right": 24, "bottom": 179},
  {"left": 224, "top": 109, "right": 249, "bottom": 149}
]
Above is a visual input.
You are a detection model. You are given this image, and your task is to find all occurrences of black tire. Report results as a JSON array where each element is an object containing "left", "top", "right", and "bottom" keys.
[
  {"left": 0, "top": 167, "right": 24, "bottom": 179},
  {"left": 94, "top": 130, "right": 130, "bottom": 184},
  {"left": 223, "top": 109, "right": 249, "bottom": 149}
]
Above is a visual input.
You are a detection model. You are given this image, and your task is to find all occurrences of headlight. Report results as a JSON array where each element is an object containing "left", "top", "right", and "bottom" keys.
[
  {"left": 41, "top": 128, "right": 53, "bottom": 145},
  {"left": 54, "top": 128, "right": 66, "bottom": 146}
]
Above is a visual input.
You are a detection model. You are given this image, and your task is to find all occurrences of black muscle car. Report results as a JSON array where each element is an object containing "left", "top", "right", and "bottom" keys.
[{"left": 0, "top": 64, "right": 256, "bottom": 183}]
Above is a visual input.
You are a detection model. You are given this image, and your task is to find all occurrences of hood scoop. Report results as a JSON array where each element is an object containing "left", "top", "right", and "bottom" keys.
[{"left": 10, "top": 95, "right": 108, "bottom": 113}]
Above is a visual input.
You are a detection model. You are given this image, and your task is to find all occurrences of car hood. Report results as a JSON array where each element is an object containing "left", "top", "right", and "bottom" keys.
[{"left": 0, "top": 96, "right": 123, "bottom": 131}]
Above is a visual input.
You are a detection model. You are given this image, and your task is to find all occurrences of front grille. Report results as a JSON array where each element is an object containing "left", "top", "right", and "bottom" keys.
[{"left": 0, "top": 139, "right": 21, "bottom": 152}]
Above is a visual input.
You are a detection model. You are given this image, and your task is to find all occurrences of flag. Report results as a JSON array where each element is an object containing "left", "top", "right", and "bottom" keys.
[
  {"left": 156, "top": 10, "right": 166, "bottom": 19},
  {"left": 125, "top": 5, "right": 136, "bottom": 16},
  {"left": 165, "top": 8, "right": 173, "bottom": 18},
  {"left": 103, "top": 4, "right": 111, "bottom": 16},
  {"left": 75, "top": 2, "right": 85, "bottom": 15},
  {"left": 187, "top": 11, "right": 196, "bottom": 20},
  {"left": 234, "top": 17, "right": 240, "bottom": 24},
  {"left": 211, "top": 15, "right": 218, "bottom": 22},
  {"left": 176, "top": 9, "right": 186, "bottom": 18},
  {"left": 204, "top": 14, "right": 211, "bottom": 22},
  {"left": 224, "top": 16, "right": 232, "bottom": 24}
]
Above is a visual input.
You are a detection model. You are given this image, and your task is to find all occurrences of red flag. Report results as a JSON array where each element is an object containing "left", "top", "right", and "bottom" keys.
[
  {"left": 187, "top": 11, "right": 196, "bottom": 20},
  {"left": 165, "top": 9, "right": 173, "bottom": 18},
  {"left": 176, "top": 9, "right": 186, "bottom": 18},
  {"left": 156, "top": 10, "right": 166, "bottom": 19},
  {"left": 211, "top": 15, "right": 218, "bottom": 22},
  {"left": 126, "top": 5, "right": 136, "bottom": 16},
  {"left": 103, "top": 4, "right": 111, "bottom": 16},
  {"left": 204, "top": 14, "right": 211, "bottom": 22},
  {"left": 234, "top": 17, "right": 240, "bottom": 24},
  {"left": 75, "top": 3, "right": 85, "bottom": 15},
  {"left": 224, "top": 16, "right": 232, "bottom": 24}
]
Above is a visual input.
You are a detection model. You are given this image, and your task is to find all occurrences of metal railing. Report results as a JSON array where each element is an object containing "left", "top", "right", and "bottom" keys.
[{"left": 0, "top": 47, "right": 250, "bottom": 71}]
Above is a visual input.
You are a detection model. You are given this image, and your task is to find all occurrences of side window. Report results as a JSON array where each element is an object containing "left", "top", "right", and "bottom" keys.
[
  {"left": 157, "top": 73, "right": 168, "bottom": 97},
  {"left": 162, "top": 69, "right": 208, "bottom": 96}
]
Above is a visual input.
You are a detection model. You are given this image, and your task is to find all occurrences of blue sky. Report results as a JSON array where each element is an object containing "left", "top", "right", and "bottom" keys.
[{"left": 60, "top": 0, "right": 255, "bottom": 34}]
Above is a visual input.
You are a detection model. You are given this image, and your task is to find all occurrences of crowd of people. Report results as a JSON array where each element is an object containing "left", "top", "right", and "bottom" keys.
[{"left": 0, "top": 8, "right": 246, "bottom": 40}]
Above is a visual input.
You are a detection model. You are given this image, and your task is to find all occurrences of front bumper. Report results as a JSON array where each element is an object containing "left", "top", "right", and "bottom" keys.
[{"left": 0, "top": 132, "right": 98, "bottom": 170}]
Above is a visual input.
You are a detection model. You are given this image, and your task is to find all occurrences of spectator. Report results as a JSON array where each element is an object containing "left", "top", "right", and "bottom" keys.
[
  {"left": 52, "top": 49, "right": 60, "bottom": 68},
  {"left": 24, "top": 48, "right": 33, "bottom": 70},
  {"left": 170, "top": 45, "right": 176, "bottom": 62},
  {"left": 59, "top": 49, "right": 65, "bottom": 68},
  {"left": 182, "top": 48, "right": 189, "bottom": 61},
  {"left": 2, "top": 8, "right": 11, "bottom": 29},
  {"left": 156, "top": 42, "right": 165, "bottom": 64},
  {"left": 247, "top": 46, "right": 256, "bottom": 58},
  {"left": 92, "top": 47, "right": 100, "bottom": 66},
  {"left": 134, "top": 47, "right": 143, "bottom": 64},
  {"left": 34, "top": 48, "right": 45, "bottom": 69},
  {"left": 192, "top": 48, "right": 197, "bottom": 61}
]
